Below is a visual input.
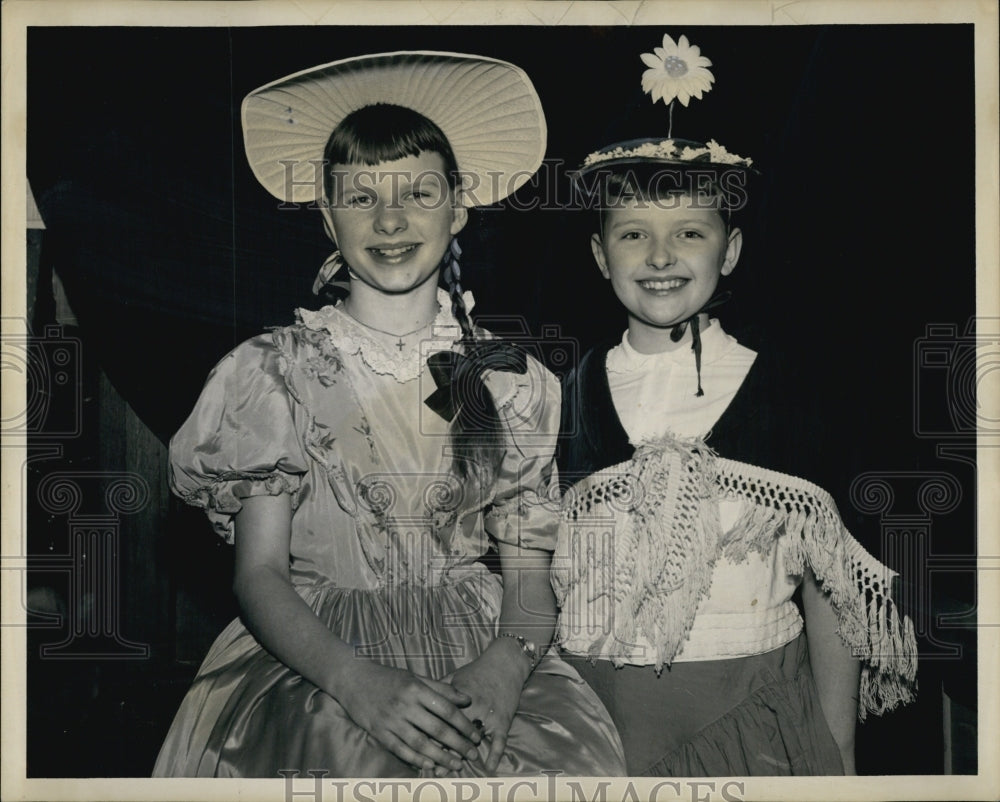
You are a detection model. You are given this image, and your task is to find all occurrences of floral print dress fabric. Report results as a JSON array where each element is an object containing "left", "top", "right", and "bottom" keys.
[{"left": 153, "top": 296, "right": 625, "bottom": 777}]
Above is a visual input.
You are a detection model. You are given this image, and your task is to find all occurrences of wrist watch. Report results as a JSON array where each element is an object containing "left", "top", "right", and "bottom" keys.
[{"left": 499, "top": 632, "right": 539, "bottom": 670}]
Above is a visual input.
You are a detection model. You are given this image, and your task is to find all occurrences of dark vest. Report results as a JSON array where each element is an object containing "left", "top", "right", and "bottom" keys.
[{"left": 556, "top": 336, "right": 837, "bottom": 496}]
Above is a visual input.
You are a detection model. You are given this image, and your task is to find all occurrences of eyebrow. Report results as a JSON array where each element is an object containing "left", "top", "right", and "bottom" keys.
[
  {"left": 606, "top": 216, "right": 644, "bottom": 229},
  {"left": 670, "top": 217, "right": 719, "bottom": 227},
  {"left": 606, "top": 215, "right": 718, "bottom": 230},
  {"left": 337, "top": 169, "right": 425, "bottom": 193}
]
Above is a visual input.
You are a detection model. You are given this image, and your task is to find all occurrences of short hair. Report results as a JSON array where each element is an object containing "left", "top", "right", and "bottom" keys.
[
  {"left": 580, "top": 163, "right": 751, "bottom": 236},
  {"left": 322, "top": 104, "right": 461, "bottom": 202}
]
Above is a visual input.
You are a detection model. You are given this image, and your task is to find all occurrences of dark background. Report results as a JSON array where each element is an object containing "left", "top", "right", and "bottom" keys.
[{"left": 23, "top": 24, "right": 978, "bottom": 776}]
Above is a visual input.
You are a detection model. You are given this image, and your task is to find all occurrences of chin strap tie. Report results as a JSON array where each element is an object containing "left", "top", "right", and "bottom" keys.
[{"left": 669, "top": 290, "right": 732, "bottom": 397}]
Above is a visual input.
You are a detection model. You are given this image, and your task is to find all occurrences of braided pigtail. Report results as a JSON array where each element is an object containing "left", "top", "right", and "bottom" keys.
[
  {"left": 441, "top": 240, "right": 505, "bottom": 482},
  {"left": 442, "top": 240, "right": 475, "bottom": 342}
]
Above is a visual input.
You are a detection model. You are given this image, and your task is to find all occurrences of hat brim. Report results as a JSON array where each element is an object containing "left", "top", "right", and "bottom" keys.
[
  {"left": 242, "top": 51, "right": 546, "bottom": 207},
  {"left": 572, "top": 137, "right": 758, "bottom": 186}
]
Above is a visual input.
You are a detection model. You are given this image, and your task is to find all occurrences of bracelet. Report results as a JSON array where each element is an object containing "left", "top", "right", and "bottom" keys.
[{"left": 498, "top": 632, "right": 539, "bottom": 670}]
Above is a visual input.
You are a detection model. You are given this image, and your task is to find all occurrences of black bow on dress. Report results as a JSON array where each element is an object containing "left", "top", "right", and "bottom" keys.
[{"left": 424, "top": 341, "right": 528, "bottom": 422}]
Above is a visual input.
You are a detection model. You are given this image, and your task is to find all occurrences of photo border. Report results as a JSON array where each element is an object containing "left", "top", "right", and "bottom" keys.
[{"left": 2, "top": 2, "right": 997, "bottom": 801}]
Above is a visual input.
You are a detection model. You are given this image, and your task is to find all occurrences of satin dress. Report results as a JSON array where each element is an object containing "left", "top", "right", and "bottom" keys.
[{"left": 153, "top": 296, "right": 626, "bottom": 778}]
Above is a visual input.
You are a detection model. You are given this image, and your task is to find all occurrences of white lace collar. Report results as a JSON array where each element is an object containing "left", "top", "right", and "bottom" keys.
[
  {"left": 607, "top": 318, "right": 735, "bottom": 374},
  {"left": 296, "top": 289, "right": 473, "bottom": 383}
]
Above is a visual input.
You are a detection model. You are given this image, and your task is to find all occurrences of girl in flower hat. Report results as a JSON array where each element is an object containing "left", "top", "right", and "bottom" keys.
[
  {"left": 153, "top": 51, "right": 625, "bottom": 779},
  {"left": 551, "top": 34, "right": 917, "bottom": 776}
]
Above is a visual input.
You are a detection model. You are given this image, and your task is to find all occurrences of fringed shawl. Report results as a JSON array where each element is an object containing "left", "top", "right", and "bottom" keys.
[{"left": 551, "top": 433, "right": 918, "bottom": 720}]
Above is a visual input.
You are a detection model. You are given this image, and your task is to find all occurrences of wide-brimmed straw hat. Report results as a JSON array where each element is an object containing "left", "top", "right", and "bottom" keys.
[{"left": 242, "top": 51, "right": 546, "bottom": 207}]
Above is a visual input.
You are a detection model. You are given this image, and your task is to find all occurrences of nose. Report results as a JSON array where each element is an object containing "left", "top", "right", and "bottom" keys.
[
  {"left": 374, "top": 200, "right": 407, "bottom": 235},
  {"left": 646, "top": 238, "right": 675, "bottom": 269}
]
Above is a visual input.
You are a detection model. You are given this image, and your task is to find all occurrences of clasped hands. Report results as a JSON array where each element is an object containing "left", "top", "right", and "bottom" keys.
[{"left": 339, "top": 645, "right": 528, "bottom": 776}]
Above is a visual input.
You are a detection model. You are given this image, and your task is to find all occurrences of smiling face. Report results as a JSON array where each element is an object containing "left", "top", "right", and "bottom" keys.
[
  {"left": 325, "top": 150, "right": 467, "bottom": 296},
  {"left": 592, "top": 192, "right": 742, "bottom": 353}
]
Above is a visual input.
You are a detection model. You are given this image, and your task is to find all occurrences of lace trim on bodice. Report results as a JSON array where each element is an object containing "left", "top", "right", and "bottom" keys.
[{"left": 296, "top": 288, "right": 473, "bottom": 383}]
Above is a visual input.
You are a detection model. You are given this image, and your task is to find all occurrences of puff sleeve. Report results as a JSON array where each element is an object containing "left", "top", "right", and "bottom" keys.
[
  {"left": 481, "top": 353, "right": 562, "bottom": 552},
  {"left": 169, "top": 333, "right": 309, "bottom": 543}
]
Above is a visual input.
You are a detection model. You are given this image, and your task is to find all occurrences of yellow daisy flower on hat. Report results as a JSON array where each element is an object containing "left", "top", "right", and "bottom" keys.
[{"left": 640, "top": 34, "right": 714, "bottom": 106}]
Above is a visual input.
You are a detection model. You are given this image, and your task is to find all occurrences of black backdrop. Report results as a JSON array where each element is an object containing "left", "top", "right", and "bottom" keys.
[
  {"left": 29, "top": 25, "right": 976, "bottom": 441},
  {"left": 25, "top": 23, "right": 978, "bottom": 776},
  {"left": 28, "top": 25, "right": 975, "bottom": 438}
]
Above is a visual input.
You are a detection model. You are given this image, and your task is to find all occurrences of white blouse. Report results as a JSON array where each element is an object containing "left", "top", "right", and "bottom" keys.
[
  {"left": 603, "top": 321, "right": 804, "bottom": 664},
  {"left": 606, "top": 318, "right": 756, "bottom": 444}
]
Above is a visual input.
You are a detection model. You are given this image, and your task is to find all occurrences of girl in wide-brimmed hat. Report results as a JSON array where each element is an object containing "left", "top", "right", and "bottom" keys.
[{"left": 154, "top": 51, "right": 625, "bottom": 779}]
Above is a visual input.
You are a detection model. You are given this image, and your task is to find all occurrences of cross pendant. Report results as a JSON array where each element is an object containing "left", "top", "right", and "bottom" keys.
[{"left": 396, "top": 338, "right": 405, "bottom": 352}]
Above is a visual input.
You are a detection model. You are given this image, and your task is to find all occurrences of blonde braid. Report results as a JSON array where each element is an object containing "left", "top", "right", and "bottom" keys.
[
  {"left": 440, "top": 238, "right": 504, "bottom": 481},
  {"left": 442, "top": 239, "right": 475, "bottom": 342}
]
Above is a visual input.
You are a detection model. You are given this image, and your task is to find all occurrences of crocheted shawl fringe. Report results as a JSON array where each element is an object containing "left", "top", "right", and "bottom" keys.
[
  {"left": 716, "top": 457, "right": 917, "bottom": 719},
  {"left": 553, "top": 434, "right": 918, "bottom": 720}
]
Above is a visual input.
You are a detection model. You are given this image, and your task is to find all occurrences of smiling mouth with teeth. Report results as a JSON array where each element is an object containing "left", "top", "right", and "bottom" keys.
[
  {"left": 639, "top": 278, "right": 687, "bottom": 290},
  {"left": 370, "top": 244, "right": 418, "bottom": 257}
]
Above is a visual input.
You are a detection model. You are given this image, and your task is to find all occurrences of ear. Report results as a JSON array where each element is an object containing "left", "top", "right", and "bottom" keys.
[
  {"left": 450, "top": 201, "right": 469, "bottom": 236},
  {"left": 720, "top": 227, "right": 743, "bottom": 277},
  {"left": 591, "top": 233, "right": 611, "bottom": 280}
]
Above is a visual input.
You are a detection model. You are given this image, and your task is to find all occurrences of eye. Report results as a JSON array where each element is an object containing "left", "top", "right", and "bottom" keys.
[
  {"left": 344, "top": 193, "right": 374, "bottom": 209},
  {"left": 408, "top": 181, "right": 445, "bottom": 204},
  {"left": 678, "top": 229, "right": 705, "bottom": 239},
  {"left": 620, "top": 231, "right": 645, "bottom": 241}
]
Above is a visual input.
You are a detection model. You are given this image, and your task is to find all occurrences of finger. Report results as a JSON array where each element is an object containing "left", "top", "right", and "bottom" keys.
[
  {"left": 418, "top": 690, "right": 482, "bottom": 746},
  {"left": 419, "top": 676, "right": 472, "bottom": 707},
  {"left": 379, "top": 731, "right": 435, "bottom": 774},
  {"left": 400, "top": 723, "right": 467, "bottom": 773},
  {"left": 485, "top": 721, "right": 510, "bottom": 773},
  {"left": 411, "top": 708, "right": 480, "bottom": 762}
]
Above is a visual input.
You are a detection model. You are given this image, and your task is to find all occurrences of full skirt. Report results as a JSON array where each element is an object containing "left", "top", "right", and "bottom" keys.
[
  {"left": 154, "top": 570, "right": 626, "bottom": 777},
  {"left": 567, "top": 634, "right": 844, "bottom": 776}
]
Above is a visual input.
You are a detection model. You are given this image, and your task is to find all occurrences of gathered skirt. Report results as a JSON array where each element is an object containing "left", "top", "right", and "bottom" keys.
[
  {"left": 566, "top": 634, "right": 844, "bottom": 776},
  {"left": 153, "top": 569, "right": 625, "bottom": 778}
]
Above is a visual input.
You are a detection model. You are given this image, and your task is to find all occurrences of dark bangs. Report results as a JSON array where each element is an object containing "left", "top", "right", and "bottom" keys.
[
  {"left": 590, "top": 163, "right": 751, "bottom": 234},
  {"left": 602, "top": 164, "right": 746, "bottom": 209},
  {"left": 323, "top": 104, "right": 460, "bottom": 201}
]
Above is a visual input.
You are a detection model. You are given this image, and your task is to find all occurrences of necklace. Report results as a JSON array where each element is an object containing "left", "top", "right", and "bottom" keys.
[{"left": 342, "top": 310, "right": 434, "bottom": 352}]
